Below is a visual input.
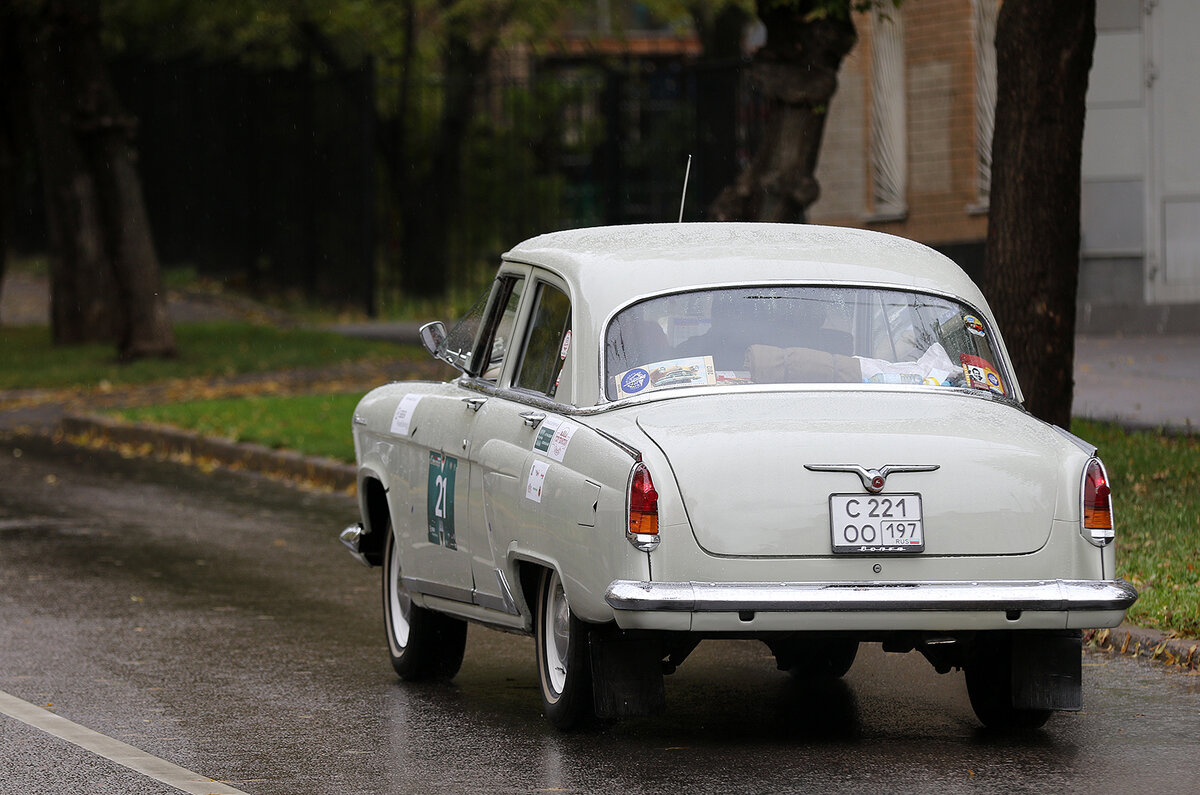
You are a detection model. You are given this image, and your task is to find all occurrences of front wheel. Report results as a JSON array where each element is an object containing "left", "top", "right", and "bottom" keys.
[
  {"left": 535, "top": 568, "right": 594, "bottom": 729},
  {"left": 383, "top": 523, "right": 466, "bottom": 681}
]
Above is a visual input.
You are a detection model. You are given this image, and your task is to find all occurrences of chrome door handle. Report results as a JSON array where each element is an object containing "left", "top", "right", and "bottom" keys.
[
  {"left": 520, "top": 411, "right": 546, "bottom": 428},
  {"left": 462, "top": 397, "right": 487, "bottom": 412}
]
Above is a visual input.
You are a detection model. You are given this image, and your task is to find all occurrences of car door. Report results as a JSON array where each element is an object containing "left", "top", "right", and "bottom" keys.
[
  {"left": 386, "top": 387, "right": 475, "bottom": 603},
  {"left": 465, "top": 273, "right": 575, "bottom": 613},
  {"left": 399, "top": 271, "right": 528, "bottom": 603}
]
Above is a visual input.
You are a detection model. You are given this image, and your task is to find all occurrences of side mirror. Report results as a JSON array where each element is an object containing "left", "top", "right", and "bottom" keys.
[{"left": 418, "top": 321, "right": 447, "bottom": 358}]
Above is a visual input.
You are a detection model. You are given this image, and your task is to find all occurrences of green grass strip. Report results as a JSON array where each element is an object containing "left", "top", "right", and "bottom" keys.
[
  {"left": 112, "top": 392, "right": 361, "bottom": 463},
  {"left": 0, "top": 322, "right": 417, "bottom": 391},
  {"left": 1073, "top": 419, "right": 1200, "bottom": 638}
]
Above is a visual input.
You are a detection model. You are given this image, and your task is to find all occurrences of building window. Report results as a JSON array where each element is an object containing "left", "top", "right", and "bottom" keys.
[
  {"left": 870, "top": 8, "right": 907, "bottom": 220},
  {"left": 972, "top": 0, "right": 999, "bottom": 211}
]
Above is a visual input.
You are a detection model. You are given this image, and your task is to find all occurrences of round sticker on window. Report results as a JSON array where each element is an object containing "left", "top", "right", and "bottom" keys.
[
  {"left": 963, "top": 315, "right": 985, "bottom": 337},
  {"left": 620, "top": 368, "right": 650, "bottom": 395},
  {"left": 559, "top": 330, "right": 572, "bottom": 360}
]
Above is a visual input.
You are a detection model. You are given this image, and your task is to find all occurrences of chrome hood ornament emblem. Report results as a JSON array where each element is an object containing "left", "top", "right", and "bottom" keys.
[{"left": 804, "top": 463, "right": 939, "bottom": 494}]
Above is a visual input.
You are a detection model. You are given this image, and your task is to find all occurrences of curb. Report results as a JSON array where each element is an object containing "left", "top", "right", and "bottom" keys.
[
  {"left": 1084, "top": 626, "right": 1199, "bottom": 671},
  {"left": 60, "top": 413, "right": 356, "bottom": 493}
]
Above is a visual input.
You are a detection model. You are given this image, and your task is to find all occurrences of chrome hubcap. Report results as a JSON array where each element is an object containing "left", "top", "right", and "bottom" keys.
[
  {"left": 544, "top": 571, "right": 570, "bottom": 694},
  {"left": 388, "top": 537, "right": 411, "bottom": 648}
]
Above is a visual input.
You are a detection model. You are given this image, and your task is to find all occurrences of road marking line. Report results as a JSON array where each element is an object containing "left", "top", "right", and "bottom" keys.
[{"left": 0, "top": 689, "right": 249, "bottom": 795}]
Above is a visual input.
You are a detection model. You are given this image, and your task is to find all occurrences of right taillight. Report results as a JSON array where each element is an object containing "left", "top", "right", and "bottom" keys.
[
  {"left": 626, "top": 462, "right": 660, "bottom": 551},
  {"left": 1082, "top": 457, "right": 1114, "bottom": 546}
]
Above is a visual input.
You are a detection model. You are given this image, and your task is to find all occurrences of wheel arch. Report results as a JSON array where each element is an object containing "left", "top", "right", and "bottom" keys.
[
  {"left": 358, "top": 472, "right": 390, "bottom": 567},
  {"left": 509, "top": 550, "right": 618, "bottom": 626},
  {"left": 514, "top": 556, "right": 554, "bottom": 626}
]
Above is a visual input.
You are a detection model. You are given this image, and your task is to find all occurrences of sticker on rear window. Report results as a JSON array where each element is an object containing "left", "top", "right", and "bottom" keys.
[
  {"left": 960, "top": 354, "right": 1005, "bottom": 396},
  {"left": 615, "top": 356, "right": 716, "bottom": 398},
  {"left": 963, "top": 315, "right": 986, "bottom": 337},
  {"left": 618, "top": 367, "right": 650, "bottom": 395}
]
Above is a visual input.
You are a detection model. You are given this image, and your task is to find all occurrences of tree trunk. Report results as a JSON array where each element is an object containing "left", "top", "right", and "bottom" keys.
[
  {"left": 20, "top": 4, "right": 117, "bottom": 344},
  {"left": 690, "top": 3, "right": 752, "bottom": 216},
  {"left": 0, "top": 31, "right": 12, "bottom": 317},
  {"left": 982, "top": 0, "right": 1094, "bottom": 427},
  {"left": 708, "top": 0, "right": 857, "bottom": 223},
  {"left": 83, "top": 121, "right": 177, "bottom": 360},
  {"left": 18, "top": 0, "right": 174, "bottom": 359},
  {"left": 0, "top": 7, "right": 27, "bottom": 318},
  {"left": 0, "top": 122, "right": 8, "bottom": 318}
]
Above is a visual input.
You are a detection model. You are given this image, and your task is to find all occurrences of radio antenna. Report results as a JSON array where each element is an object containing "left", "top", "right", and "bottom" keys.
[{"left": 678, "top": 154, "right": 692, "bottom": 223}]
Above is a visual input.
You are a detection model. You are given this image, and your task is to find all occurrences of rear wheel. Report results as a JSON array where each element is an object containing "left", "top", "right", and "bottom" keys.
[
  {"left": 964, "top": 636, "right": 1052, "bottom": 730},
  {"left": 383, "top": 523, "right": 466, "bottom": 681},
  {"left": 535, "top": 568, "right": 594, "bottom": 729}
]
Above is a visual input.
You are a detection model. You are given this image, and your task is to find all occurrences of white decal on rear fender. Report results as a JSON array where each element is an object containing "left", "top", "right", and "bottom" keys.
[
  {"left": 526, "top": 460, "right": 550, "bottom": 503},
  {"left": 532, "top": 417, "right": 578, "bottom": 462},
  {"left": 533, "top": 417, "right": 578, "bottom": 462}
]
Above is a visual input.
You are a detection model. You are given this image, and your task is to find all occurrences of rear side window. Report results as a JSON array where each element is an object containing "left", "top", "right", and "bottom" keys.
[{"left": 515, "top": 282, "right": 572, "bottom": 398}]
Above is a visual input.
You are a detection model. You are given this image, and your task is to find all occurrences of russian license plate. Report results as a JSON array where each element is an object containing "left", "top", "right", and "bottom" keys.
[{"left": 829, "top": 493, "right": 924, "bottom": 553}]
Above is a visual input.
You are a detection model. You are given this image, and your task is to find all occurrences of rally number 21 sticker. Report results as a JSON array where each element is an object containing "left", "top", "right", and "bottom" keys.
[{"left": 427, "top": 452, "right": 457, "bottom": 549}]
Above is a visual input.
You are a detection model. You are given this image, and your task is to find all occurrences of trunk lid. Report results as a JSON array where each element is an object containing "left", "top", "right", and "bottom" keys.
[{"left": 634, "top": 391, "right": 1063, "bottom": 557}]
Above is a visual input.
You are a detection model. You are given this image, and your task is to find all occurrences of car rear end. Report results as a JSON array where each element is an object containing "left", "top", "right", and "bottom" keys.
[
  {"left": 599, "top": 389, "right": 1133, "bottom": 633},
  {"left": 589, "top": 277, "right": 1135, "bottom": 727}
]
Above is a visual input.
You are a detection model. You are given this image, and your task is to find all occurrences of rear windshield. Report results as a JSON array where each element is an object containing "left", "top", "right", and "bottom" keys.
[{"left": 604, "top": 286, "right": 1011, "bottom": 401}]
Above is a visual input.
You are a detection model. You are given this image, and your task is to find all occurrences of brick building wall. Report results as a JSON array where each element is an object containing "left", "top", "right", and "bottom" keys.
[{"left": 810, "top": 2, "right": 989, "bottom": 255}]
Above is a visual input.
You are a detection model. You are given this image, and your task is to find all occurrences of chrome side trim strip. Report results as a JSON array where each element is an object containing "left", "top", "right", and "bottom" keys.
[
  {"left": 420, "top": 595, "right": 528, "bottom": 633},
  {"left": 473, "top": 592, "right": 513, "bottom": 614},
  {"left": 402, "top": 576, "right": 474, "bottom": 605},
  {"left": 494, "top": 569, "right": 520, "bottom": 615},
  {"left": 402, "top": 574, "right": 522, "bottom": 615},
  {"left": 474, "top": 571, "right": 521, "bottom": 616},
  {"left": 604, "top": 578, "right": 1139, "bottom": 613}
]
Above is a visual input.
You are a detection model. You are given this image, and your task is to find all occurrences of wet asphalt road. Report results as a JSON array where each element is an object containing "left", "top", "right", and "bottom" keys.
[{"left": 1, "top": 438, "right": 1198, "bottom": 794}]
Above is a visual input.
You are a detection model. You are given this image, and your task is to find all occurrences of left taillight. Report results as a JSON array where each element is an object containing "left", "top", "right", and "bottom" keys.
[
  {"left": 627, "top": 462, "right": 660, "bottom": 551},
  {"left": 1081, "top": 457, "right": 1114, "bottom": 546}
]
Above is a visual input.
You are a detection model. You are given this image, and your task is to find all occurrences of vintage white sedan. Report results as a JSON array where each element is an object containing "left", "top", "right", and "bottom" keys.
[{"left": 340, "top": 223, "right": 1136, "bottom": 730}]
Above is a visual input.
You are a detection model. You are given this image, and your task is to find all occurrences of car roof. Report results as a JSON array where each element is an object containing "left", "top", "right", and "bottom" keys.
[
  {"left": 504, "top": 222, "right": 990, "bottom": 319},
  {"left": 501, "top": 222, "right": 1020, "bottom": 406}
]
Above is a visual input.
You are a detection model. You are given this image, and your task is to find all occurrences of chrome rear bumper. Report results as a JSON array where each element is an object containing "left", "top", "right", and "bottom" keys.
[{"left": 605, "top": 578, "right": 1138, "bottom": 613}]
